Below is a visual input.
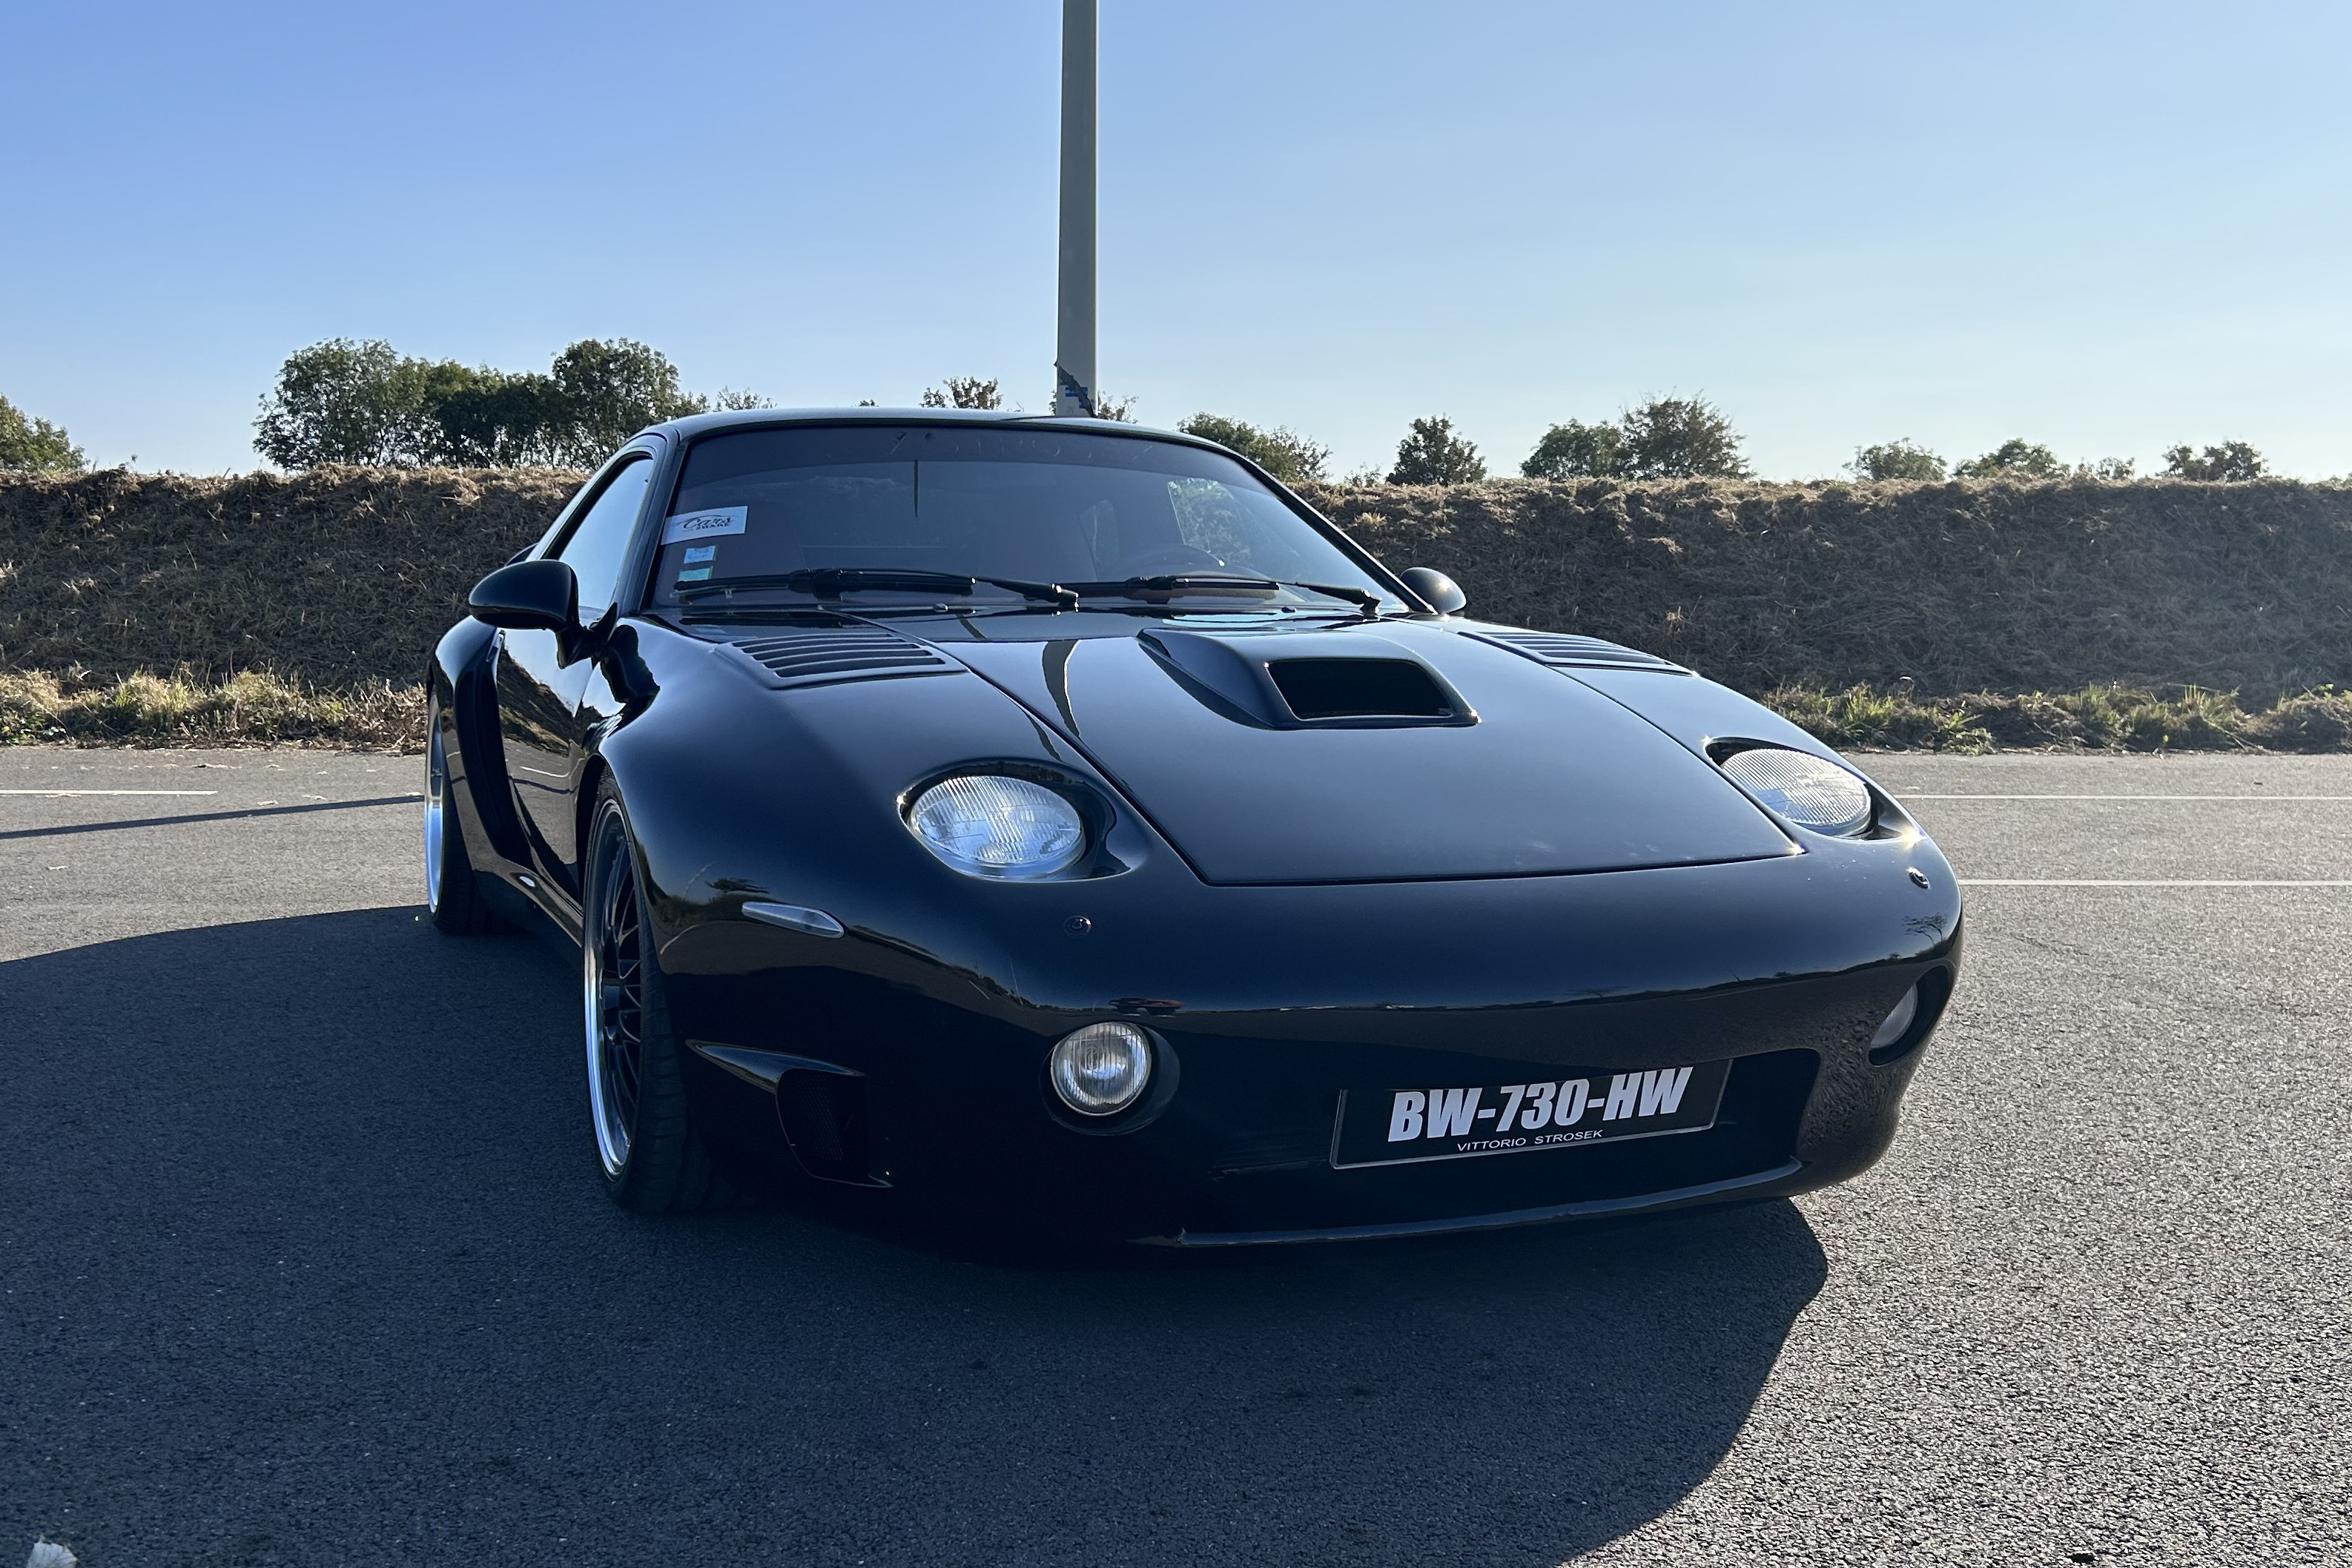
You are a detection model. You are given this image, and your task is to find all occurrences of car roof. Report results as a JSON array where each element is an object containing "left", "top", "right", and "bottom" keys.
[{"left": 648, "top": 406, "right": 1232, "bottom": 454}]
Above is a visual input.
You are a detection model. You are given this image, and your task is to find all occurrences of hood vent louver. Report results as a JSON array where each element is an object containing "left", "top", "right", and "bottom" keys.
[
  {"left": 1467, "top": 629, "right": 1687, "bottom": 674},
  {"left": 722, "top": 625, "right": 954, "bottom": 688}
]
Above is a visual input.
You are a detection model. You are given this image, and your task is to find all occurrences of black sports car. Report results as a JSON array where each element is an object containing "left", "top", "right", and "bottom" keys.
[{"left": 427, "top": 409, "right": 1960, "bottom": 1245}]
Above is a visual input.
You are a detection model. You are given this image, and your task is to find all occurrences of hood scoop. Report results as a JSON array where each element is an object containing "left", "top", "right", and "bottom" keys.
[{"left": 1139, "top": 629, "right": 1472, "bottom": 730}]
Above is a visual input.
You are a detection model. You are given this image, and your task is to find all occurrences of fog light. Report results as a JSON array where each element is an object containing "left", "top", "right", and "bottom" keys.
[
  {"left": 1870, "top": 985, "right": 1920, "bottom": 1051},
  {"left": 1050, "top": 1022, "right": 1153, "bottom": 1115}
]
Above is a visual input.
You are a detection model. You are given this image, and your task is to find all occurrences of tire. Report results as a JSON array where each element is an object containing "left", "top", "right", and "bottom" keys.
[
  {"left": 581, "top": 778, "right": 730, "bottom": 1212},
  {"left": 425, "top": 717, "right": 494, "bottom": 936}
]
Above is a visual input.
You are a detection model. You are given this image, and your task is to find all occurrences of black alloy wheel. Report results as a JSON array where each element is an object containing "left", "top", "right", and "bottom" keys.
[{"left": 581, "top": 778, "right": 730, "bottom": 1211}]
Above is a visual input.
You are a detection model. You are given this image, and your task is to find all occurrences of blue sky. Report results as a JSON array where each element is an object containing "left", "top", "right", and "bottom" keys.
[{"left": 4, "top": 1, "right": 2347, "bottom": 478}]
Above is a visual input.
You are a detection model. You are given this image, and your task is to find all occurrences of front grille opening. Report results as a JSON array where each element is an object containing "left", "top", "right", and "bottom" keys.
[
  {"left": 1269, "top": 658, "right": 1453, "bottom": 720},
  {"left": 775, "top": 1070, "right": 873, "bottom": 1183}
]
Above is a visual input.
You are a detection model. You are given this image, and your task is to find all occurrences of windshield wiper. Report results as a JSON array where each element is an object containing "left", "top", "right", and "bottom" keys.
[
  {"left": 1070, "top": 575, "right": 1383, "bottom": 615},
  {"left": 677, "top": 569, "right": 1077, "bottom": 609}
]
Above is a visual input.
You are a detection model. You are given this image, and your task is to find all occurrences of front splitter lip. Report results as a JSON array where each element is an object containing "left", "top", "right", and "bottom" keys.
[{"left": 1129, "top": 1157, "right": 1804, "bottom": 1248}]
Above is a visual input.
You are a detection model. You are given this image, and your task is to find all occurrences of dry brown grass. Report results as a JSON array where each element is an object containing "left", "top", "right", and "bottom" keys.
[
  {"left": 1766, "top": 682, "right": 2352, "bottom": 753},
  {"left": 0, "top": 669, "right": 423, "bottom": 749},
  {"left": 2, "top": 665, "right": 2338, "bottom": 756},
  {"left": 1304, "top": 475, "right": 2352, "bottom": 701},
  {"left": 0, "top": 466, "right": 582, "bottom": 689},
  {"left": 8, "top": 467, "right": 2352, "bottom": 750}
]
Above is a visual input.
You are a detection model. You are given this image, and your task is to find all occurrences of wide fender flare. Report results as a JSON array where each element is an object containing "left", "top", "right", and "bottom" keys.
[{"left": 586, "top": 652, "right": 1163, "bottom": 1003}]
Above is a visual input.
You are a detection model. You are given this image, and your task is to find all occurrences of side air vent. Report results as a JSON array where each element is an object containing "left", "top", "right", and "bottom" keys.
[
  {"left": 776, "top": 1070, "right": 879, "bottom": 1185},
  {"left": 1468, "top": 629, "right": 1686, "bottom": 674},
  {"left": 725, "top": 625, "right": 954, "bottom": 688},
  {"left": 1269, "top": 658, "right": 1456, "bottom": 720}
]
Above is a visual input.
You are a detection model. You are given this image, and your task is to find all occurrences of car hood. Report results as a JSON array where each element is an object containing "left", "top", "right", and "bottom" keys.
[{"left": 934, "top": 619, "right": 1794, "bottom": 885}]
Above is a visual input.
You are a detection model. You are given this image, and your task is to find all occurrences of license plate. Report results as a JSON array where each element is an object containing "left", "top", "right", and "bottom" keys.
[{"left": 1329, "top": 1061, "right": 1731, "bottom": 1170}]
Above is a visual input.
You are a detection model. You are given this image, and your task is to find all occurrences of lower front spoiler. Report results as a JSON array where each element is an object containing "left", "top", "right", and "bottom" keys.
[{"left": 1134, "top": 1157, "right": 1805, "bottom": 1247}]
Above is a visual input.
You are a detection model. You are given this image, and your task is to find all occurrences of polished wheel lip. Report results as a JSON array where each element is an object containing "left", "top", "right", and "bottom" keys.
[
  {"left": 584, "top": 821, "right": 646, "bottom": 1179},
  {"left": 423, "top": 724, "right": 446, "bottom": 913}
]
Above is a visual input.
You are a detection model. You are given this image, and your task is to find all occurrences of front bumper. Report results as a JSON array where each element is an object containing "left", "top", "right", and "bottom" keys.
[
  {"left": 650, "top": 804, "right": 1960, "bottom": 1243},
  {"left": 661, "top": 910, "right": 1952, "bottom": 1244}
]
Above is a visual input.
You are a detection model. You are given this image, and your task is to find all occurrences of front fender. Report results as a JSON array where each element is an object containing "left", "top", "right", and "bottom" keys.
[
  {"left": 593, "top": 624, "right": 1169, "bottom": 988},
  {"left": 432, "top": 617, "right": 530, "bottom": 866}
]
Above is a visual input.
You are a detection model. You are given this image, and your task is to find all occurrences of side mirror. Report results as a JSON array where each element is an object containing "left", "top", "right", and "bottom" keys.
[
  {"left": 468, "top": 560, "right": 579, "bottom": 635},
  {"left": 1399, "top": 566, "right": 1467, "bottom": 616}
]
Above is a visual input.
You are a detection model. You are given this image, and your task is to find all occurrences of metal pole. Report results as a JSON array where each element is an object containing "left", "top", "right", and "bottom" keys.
[{"left": 1053, "top": 0, "right": 1097, "bottom": 416}]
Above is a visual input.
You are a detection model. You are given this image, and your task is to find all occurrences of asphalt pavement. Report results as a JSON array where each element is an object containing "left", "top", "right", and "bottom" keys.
[{"left": 1, "top": 746, "right": 2344, "bottom": 1567}]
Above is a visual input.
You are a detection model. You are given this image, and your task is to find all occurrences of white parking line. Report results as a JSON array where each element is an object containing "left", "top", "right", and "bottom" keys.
[
  {"left": 0, "top": 789, "right": 219, "bottom": 796},
  {"left": 1900, "top": 794, "right": 2352, "bottom": 801},
  {"left": 1959, "top": 879, "right": 2352, "bottom": 887}
]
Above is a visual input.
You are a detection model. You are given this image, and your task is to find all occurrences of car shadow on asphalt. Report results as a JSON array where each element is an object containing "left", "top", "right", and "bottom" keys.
[{"left": 3, "top": 908, "right": 1828, "bottom": 1568}]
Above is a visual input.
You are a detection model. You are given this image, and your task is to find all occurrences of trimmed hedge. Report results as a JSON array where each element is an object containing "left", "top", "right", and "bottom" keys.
[{"left": 4, "top": 467, "right": 2351, "bottom": 699}]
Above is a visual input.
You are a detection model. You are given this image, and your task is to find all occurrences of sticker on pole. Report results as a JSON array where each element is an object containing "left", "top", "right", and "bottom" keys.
[{"left": 661, "top": 506, "right": 748, "bottom": 546}]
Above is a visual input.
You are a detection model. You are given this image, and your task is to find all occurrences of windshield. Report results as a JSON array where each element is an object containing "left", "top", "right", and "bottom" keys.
[{"left": 647, "top": 424, "right": 1395, "bottom": 610}]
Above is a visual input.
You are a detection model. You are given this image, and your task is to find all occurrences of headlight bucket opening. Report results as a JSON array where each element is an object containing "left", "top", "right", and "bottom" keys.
[
  {"left": 902, "top": 764, "right": 1113, "bottom": 881},
  {"left": 1708, "top": 741, "right": 1883, "bottom": 838},
  {"left": 1868, "top": 967, "right": 1954, "bottom": 1066}
]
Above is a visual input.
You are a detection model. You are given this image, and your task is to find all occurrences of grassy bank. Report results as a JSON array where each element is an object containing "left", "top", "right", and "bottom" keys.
[
  {"left": 8, "top": 465, "right": 2352, "bottom": 750},
  {"left": 7, "top": 667, "right": 2343, "bottom": 755},
  {"left": 1765, "top": 681, "right": 2352, "bottom": 753},
  {"left": 8, "top": 468, "right": 2352, "bottom": 699},
  {"left": 0, "top": 669, "right": 423, "bottom": 749},
  {"left": 1301, "top": 474, "right": 2352, "bottom": 700}
]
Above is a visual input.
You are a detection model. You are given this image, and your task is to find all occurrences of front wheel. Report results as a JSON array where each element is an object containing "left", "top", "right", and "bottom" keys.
[{"left": 582, "top": 780, "right": 730, "bottom": 1212}]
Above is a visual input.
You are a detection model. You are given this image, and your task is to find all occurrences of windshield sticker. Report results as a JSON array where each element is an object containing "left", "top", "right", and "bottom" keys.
[
  {"left": 675, "top": 567, "right": 713, "bottom": 583},
  {"left": 683, "top": 544, "right": 718, "bottom": 564},
  {"left": 661, "top": 505, "right": 748, "bottom": 546}
]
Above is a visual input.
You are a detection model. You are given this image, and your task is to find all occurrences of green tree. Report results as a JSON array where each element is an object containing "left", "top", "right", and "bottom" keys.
[
  {"left": 431, "top": 368, "right": 566, "bottom": 466},
  {"left": 2162, "top": 440, "right": 2267, "bottom": 481},
  {"left": 254, "top": 339, "right": 449, "bottom": 466},
  {"left": 1620, "top": 395, "right": 1748, "bottom": 479},
  {"left": 1849, "top": 439, "right": 1948, "bottom": 481},
  {"left": 0, "top": 394, "right": 86, "bottom": 472},
  {"left": 1522, "top": 420, "right": 1626, "bottom": 479},
  {"left": 1387, "top": 416, "right": 1487, "bottom": 485},
  {"left": 256, "top": 337, "right": 741, "bottom": 469},
  {"left": 921, "top": 376, "right": 1002, "bottom": 409},
  {"left": 1179, "top": 413, "right": 1332, "bottom": 484},
  {"left": 1955, "top": 438, "right": 2064, "bottom": 479},
  {"left": 545, "top": 338, "right": 704, "bottom": 466}
]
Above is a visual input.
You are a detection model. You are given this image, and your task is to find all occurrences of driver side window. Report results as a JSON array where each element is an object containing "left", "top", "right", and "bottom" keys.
[{"left": 555, "top": 457, "right": 655, "bottom": 621}]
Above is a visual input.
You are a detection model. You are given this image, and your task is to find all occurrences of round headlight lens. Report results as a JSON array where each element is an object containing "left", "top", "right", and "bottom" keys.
[
  {"left": 1049, "top": 1022, "right": 1154, "bottom": 1115},
  {"left": 1870, "top": 984, "right": 1920, "bottom": 1050},
  {"left": 1718, "top": 747, "right": 1874, "bottom": 836},
  {"left": 908, "top": 775, "right": 1086, "bottom": 879}
]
